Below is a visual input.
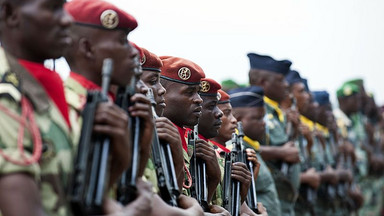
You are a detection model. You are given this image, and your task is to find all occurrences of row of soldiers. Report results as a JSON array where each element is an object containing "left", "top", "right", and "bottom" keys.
[{"left": 0, "top": 0, "right": 383, "bottom": 215}]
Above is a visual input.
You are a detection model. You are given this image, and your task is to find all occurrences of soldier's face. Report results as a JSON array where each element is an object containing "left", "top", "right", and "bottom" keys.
[
  {"left": 141, "top": 70, "right": 166, "bottom": 116},
  {"left": 265, "top": 74, "right": 288, "bottom": 102},
  {"left": 242, "top": 107, "right": 266, "bottom": 141},
  {"left": 162, "top": 82, "right": 202, "bottom": 127},
  {"left": 217, "top": 103, "right": 237, "bottom": 142},
  {"left": 292, "top": 83, "right": 310, "bottom": 113},
  {"left": 92, "top": 30, "right": 139, "bottom": 87},
  {"left": 15, "top": 0, "right": 73, "bottom": 62},
  {"left": 198, "top": 95, "right": 223, "bottom": 139}
]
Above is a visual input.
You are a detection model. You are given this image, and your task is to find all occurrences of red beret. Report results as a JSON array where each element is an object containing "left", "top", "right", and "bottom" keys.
[
  {"left": 65, "top": 0, "right": 137, "bottom": 31},
  {"left": 160, "top": 56, "right": 205, "bottom": 85},
  {"left": 218, "top": 89, "right": 230, "bottom": 104},
  {"left": 140, "top": 48, "right": 162, "bottom": 72},
  {"left": 199, "top": 78, "right": 222, "bottom": 97},
  {"left": 130, "top": 42, "right": 144, "bottom": 59}
]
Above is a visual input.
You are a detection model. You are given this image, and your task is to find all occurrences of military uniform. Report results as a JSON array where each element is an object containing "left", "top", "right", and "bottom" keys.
[
  {"left": 0, "top": 48, "right": 74, "bottom": 216},
  {"left": 264, "top": 97, "right": 301, "bottom": 216}
]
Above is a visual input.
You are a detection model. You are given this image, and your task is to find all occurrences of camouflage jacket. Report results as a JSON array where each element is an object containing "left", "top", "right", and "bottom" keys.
[{"left": 0, "top": 48, "right": 74, "bottom": 216}]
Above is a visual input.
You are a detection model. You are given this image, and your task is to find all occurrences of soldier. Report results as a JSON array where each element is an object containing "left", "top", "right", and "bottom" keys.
[
  {"left": 284, "top": 70, "right": 321, "bottom": 216},
  {"left": 229, "top": 86, "right": 281, "bottom": 216},
  {"left": 248, "top": 53, "right": 301, "bottom": 216},
  {"left": 211, "top": 89, "right": 268, "bottom": 216},
  {"left": 159, "top": 56, "right": 229, "bottom": 215},
  {"left": 138, "top": 46, "right": 205, "bottom": 216},
  {"left": 197, "top": 78, "right": 257, "bottom": 212}
]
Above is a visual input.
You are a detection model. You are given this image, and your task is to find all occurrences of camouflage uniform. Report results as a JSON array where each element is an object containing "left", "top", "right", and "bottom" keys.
[
  {"left": 243, "top": 138, "right": 282, "bottom": 216},
  {"left": 0, "top": 48, "right": 74, "bottom": 216},
  {"left": 264, "top": 97, "right": 300, "bottom": 216}
]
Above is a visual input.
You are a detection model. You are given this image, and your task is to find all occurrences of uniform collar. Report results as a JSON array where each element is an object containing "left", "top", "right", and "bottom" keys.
[
  {"left": 1, "top": 48, "right": 50, "bottom": 113},
  {"left": 300, "top": 115, "right": 314, "bottom": 131},
  {"left": 264, "top": 96, "right": 285, "bottom": 122},
  {"left": 243, "top": 136, "right": 260, "bottom": 150}
]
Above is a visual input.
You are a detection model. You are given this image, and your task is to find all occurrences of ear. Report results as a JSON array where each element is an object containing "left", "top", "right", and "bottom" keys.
[
  {"left": 78, "top": 37, "right": 94, "bottom": 59},
  {"left": 0, "top": 1, "right": 20, "bottom": 28}
]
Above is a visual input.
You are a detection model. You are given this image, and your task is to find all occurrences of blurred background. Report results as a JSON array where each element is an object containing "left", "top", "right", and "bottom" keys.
[{"left": 54, "top": 0, "right": 384, "bottom": 105}]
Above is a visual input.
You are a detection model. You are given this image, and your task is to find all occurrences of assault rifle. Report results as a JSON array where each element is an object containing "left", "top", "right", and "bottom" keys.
[
  {"left": 188, "top": 125, "right": 209, "bottom": 211},
  {"left": 281, "top": 96, "right": 297, "bottom": 176},
  {"left": 146, "top": 89, "right": 180, "bottom": 206},
  {"left": 115, "top": 71, "right": 141, "bottom": 205},
  {"left": 69, "top": 59, "right": 113, "bottom": 215}
]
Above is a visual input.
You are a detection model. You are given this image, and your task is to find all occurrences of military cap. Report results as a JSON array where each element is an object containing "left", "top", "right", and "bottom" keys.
[
  {"left": 312, "top": 90, "right": 330, "bottom": 106},
  {"left": 337, "top": 82, "right": 360, "bottom": 98},
  {"left": 285, "top": 70, "right": 303, "bottom": 85},
  {"left": 247, "top": 53, "right": 292, "bottom": 76},
  {"left": 345, "top": 78, "right": 364, "bottom": 87},
  {"left": 199, "top": 78, "right": 221, "bottom": 97},
  {"left": 229, "top": 86, "right": 264, "bottom": 108},
  {"left": 160, "top": 56, "right": 205, "bottom": 85},
  {"left": 302, "top": 78, "right": 310, "bottom": 92},
  {"left": 140, "top": 47, "right": 162, "bottom": 72},
  {"left": 130, "top": 42, "right": 144, "bottom": 59},
  {"left": 218, "top": 89, "right": 230, "bottom": 104},
  {"left": 65, "top": 0, "right": 137, "bottom": 31}
]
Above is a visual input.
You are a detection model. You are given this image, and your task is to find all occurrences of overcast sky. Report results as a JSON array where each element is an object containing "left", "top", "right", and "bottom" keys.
[{"left": 57, "top": 0, "right": 384, "bottom": 105}]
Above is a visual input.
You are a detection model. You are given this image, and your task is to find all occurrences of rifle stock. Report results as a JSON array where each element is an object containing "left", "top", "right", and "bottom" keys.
[{"left": 69, "top": 59, "right": 113, "bottom": 215}]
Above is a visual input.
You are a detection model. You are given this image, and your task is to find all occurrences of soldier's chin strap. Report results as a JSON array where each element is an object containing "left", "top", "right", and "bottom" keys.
[{"left": 0, "top": 96, "right": 42, "bottom": 166}]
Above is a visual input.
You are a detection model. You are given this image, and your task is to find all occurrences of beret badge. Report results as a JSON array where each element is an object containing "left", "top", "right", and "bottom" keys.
[
  {"left": 201, "top": 80, "right": 210, "bottom": 93},
  {"left": 178, "top": 67, "right": 191, "bottom": 80},
  {"left": 140, "top": 54, "right": 146, "bottom": 66},
  {"left": 100, "top": 9, "right": 119, "bottom": 29},
  {"left": 344, "top": 86, "right": 352, "bottom": 96}
]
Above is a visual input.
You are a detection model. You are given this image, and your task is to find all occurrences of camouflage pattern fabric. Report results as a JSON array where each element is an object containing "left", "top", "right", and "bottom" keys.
[{"left": 0, "top": 48, "right": 74, "bottom": 216}]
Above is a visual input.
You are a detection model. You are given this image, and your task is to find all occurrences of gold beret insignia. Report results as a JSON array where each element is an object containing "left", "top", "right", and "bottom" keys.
[
  {"left": 140, "top": 54, "right": 146, "bottom": 66},
  {"left": 100, "top": 9, "right": 119, "bottom": 29},
  {"left": 343, "top": 86, "right": 352, "bottom": 96},
  {"left": 178, "top": 67, "right": 191, "bottom": 80},
  {"left": 201, "top": 80, "right": 210, "bottom": 93}
]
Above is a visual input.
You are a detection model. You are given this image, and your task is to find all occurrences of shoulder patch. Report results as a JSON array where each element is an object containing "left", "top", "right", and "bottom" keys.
[{"left": 0, "top": 83, "right": 21, "bottom": 102}]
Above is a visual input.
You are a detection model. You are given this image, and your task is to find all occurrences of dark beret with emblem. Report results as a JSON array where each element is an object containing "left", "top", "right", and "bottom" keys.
[
  {"left": 160, "top": 56, "right": 205, "bottom": 85},
  {"left": 199, "top": 78, "right": 222, "bottom": 97},
  {"left": 65, "top": 0, "right": 137, "bottom": 31},
  {"left": 247, "top": 53, "right": 292, "bottom": 76},
  {"left": 218, "top": 89, "right": 230, "bottom": 104},
  {"left": 140, "top": 47, "right": 162, "bottom": 73},
  {"left": 285, "top": 70, "right": 303, "bottom": 85},
  {"left": 312, "top": 90, "right": 330, "bottom": 106},
  {"left": 229, "top": 86, "right": 264, "bottom": 108},
  {"left": 337, "top": 82, "right": 359, "bottom": 98}
]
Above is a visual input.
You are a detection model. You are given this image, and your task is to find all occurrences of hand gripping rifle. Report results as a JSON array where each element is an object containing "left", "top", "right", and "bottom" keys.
[
  {"left": 69, "top": 59, "right": 113, "bottom": 215},
  {"left": 115, "top": 71, "right": 141, "bottom": 205},
  {"left": 188, "top": 125, "right": 209, "bottom": 211},
  {"left": 146, "top": 89, "right": 180, "bottom": 206},
  {"left": 281, "top": 96, "right": 297, "bottom": 176},
  {"left": 223, "top": 122, "right": 244, "bottom": 216},
  {"left": 298, "top": 134, "right": 317, "bottom": 216}
]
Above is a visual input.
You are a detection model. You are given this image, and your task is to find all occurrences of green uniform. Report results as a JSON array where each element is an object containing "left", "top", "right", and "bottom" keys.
[
  {"left": 264, "top": 97, "right": 300, "bottom": 216},
  {"left": 0, "top": 48, "right": 74, "bottom": 216},
  {"left": 243, "top": 138, "right": 282, "bottom": 216}
]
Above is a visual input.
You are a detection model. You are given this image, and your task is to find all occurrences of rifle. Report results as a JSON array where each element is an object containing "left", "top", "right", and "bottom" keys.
[
  {"left": 281, "top": 96, "right": 297, "bottom": 175},
  {"left": 69, "top": 59, "right": 113, "bottom": 215},
  {"left": 115, "top": 70, "right": 141, "bottom": 205},
  {"left": 189, "top": 125, "right": 209, "bottom": 211},
  {"left": 223, "top": 131, "right": 242, "bottom": 216},
  {"left": 146, "top": 89, "right": 180, "bottom": 206},
  {"left": 298, "top": 134, "right": 317, "bottom": 216}
]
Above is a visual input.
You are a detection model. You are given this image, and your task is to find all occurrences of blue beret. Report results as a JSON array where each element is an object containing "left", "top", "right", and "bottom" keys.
[
  {"left": 228, "top": 86, "right": 264, "bottom": 108},
  {"left": 312, "top": 90, "right": 330, "bottom": 106},
  {"left": 247, "top": 53, "right": 292, "bottom": 76},
  {"left": 301, "top": 78, "right": 310, "bottom": 92},
  {"left": 285, "top": 70, "right": 303, "bottom": 85}
]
